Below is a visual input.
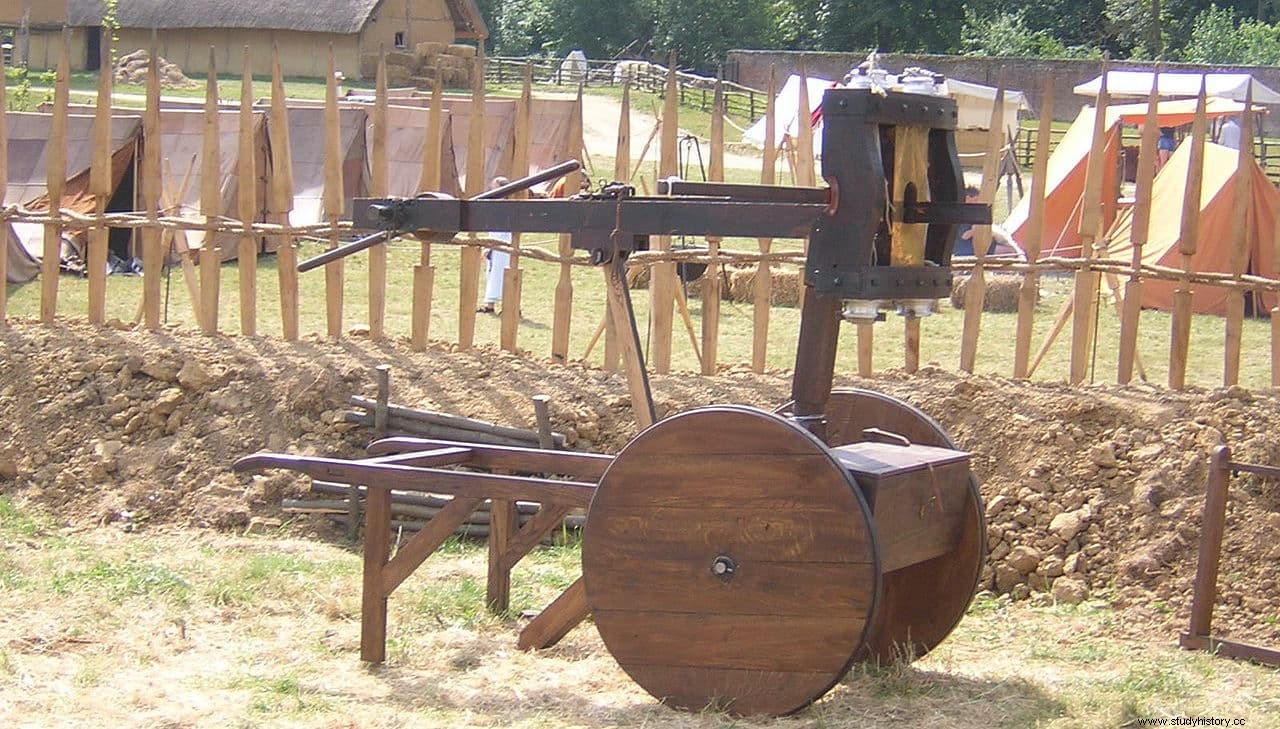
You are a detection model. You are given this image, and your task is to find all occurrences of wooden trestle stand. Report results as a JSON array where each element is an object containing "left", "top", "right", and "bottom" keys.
[{"left": 236, "top": 86, "right": 991, "bottom": 716}]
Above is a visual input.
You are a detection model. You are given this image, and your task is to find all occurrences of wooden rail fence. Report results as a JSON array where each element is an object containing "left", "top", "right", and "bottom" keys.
[{"left": 3, "top": 38, "right": 1280, "bottom": 393}]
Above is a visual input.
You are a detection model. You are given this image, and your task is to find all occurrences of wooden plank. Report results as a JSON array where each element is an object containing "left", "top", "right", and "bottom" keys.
[
  {"left": 360, "top": 488, "right": 391, "bottom": 663},
  {"left": 1186, "top": 447, "right": 1231, "bottom": 640},
  {"left": 1014, "top": 77, "right": 1053, "bottom": 379},
  {"left": 604, "top": 79, "right": 631, "bottom": 372},
  {"left": 0, "top": 48, "right": 6, "bottom": 325},
  {"left": 323, "top": 46, "right": 345, "bottom": 338},
  {"left": 269, "top": 45, "right": 298, "bottom": 341},
  {"left": 501, "top": 63, "right": 532, "bottom": 353},
  {"left": 41, "top": 30, "right": 71, "bottom": 324},
  {"left": 959, "top": 73, "right": 1005, "bottom": 373},
  {"left": 702, "top": 76, "right": 725, "bottom": 375},
  {"left": 517, "top": 577, "right": 588, "bottom": 650},
  {"left": 603, "top": 261, "right": 656, "bottom": 428},
  {"left": 411, "top": 71, "right": 444, "bottom": 351},
  {"left": 1118, "top": 66, "right": 1159, "bottom": 384},
  {"left": 368, "top": 49, "right": 389, "bottom": 340},
  {"left": 1224, "top": 84, "right": 1253, "bottom": 386},
  {"left": 487, "top": 499, "right": 518, "bottom": 613},
  {"left": 200, "top": 47, "right": 221, "bottom": 335},
  {"left": 365, "top": 440, "right": 613, "bottom": 480},
  {"left": 753, "top": 67, "right": 778, "bottom": 374},
  {"left": 650, "top": 56, "right": 679, "bottom": 373},
  {"left": 1069, "top": 65, "right": 1109, "bottom": 383},
  {"left": 236, "top": 45, "right": 257, "bottom": 336},
  {"left": 458, "top": 55, "right": 486, "bottom": 350},
  {"left": 88, "top": 32, "right": 112, "bottom": 326},
  {"left": 1171, "top": 80, "right": 1208, "bottom": 390},
  {"left": 380, "top": 496, "right": 483, "bottom": 596},
  {"left": 551, "top": 84, "right": 583, "bottom": 363}
]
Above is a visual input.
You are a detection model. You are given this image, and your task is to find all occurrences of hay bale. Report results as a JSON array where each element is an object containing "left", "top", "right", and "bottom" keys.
[
  {"left": 415, "top": 41, "right": 447, "bottom": 60},
  {"left": 385, "top": 50, "right": 419, "bottom": 69},
  {"left": 950, "top": 272, "right": 1030, "bottom": 313},
  {"left": 385, "top": 64, "right": 415, "bottom": 87},
  {"left": 725, "top": 266, "right": 801, "bottom": 307},
  {"left": 112, "top": 49, "right": 195, "bottom": 88},
  {"left": 447, "top": 43, "right": 478, "bottom": 58}
]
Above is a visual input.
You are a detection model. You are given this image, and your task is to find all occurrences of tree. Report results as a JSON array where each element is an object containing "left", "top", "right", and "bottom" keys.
[{"left": 651, "top": 0, "right": 781, "bottom": 71}]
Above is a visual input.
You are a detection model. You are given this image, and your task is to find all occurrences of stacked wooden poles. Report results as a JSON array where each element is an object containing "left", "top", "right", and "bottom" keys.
[
  {"left": 1068, "top": 66, "right": 1111, "bottom": 384},
  {"left": 651, "top": 56, "right": 679, "bottom": 373},
  {"left": 0, "top": 47, "right": 6, "bottom": 325},
  {"left": 603, "top": 79, "right": 632, "bottom": 372},
  {"left": 753, "top": 67, "right": 777, "bottom": 374},
  {"left": 368, "top": 50, "right": 389, "bottom": 340},
  {"left": 959, "top": 75, "right": 1006, "bottom": 373},
  {"left": 1170, "top": 80, "right": 1209, "bottom": 390},
  {"left": 701, "top": 76, "right": 726, "bottom": 375},
  {"left": 269, "top": 46, "right": 299, "bottom": 340},
  {"left": 551, "top": 84, "right": 583, "bottom": 363},
  {"left": 1223, "top": 84, "right": 1254, "bottom": 386},
  {"left": 458, "top": 54, "right": 486, "bottom": 350},
  {"left": 501, "top": 63, "right": 533, "bottom": 353},
  {"left": 1117, "top": 69, "right": 1161, "bottom": 384},
  {"left": 236, "top": 46, "right": 257, "bottom": 335},
  {"left": 1012, "top": 79, "right": 1054, "bottom": 379},
  {"left": 199, "top": 48, "right": 222, "bottom": 335},
  {"left": 141, "top": 37, "right": 163, "bottom": 329},
  {"left": 323, "top": 46, "right": 345, "bottom": 338},
  {"left": 88, "top": 32, "right": 113, "bottom": 325},
  {"left": 411, "top": 68, "right": 444, "bottom": 351},
  {"left": 41, "top": 30, "right": 70, "bottom": 324}
]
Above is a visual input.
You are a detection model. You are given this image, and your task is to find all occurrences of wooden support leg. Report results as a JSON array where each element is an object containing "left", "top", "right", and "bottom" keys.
[
  {"left": 790, "top": 289, "right": 842, "bottom": 440},
  {"left": 857, "top": 322, "right": 873, "bottom": 377},
  {"left": 603, "top": 257, "right": 656, "bottom": 428},
  {"left": 517, "top": 577, "right": 589, "bottom": 651},
  {"left": 904, "top": 316, "right": 920, "bottom": 374},
  {"left": 1183, "top": 446, "right": 1232, "bottom": 644},
  {"left": 361, "top": 487, "right": 392, "bottom": 663},
  {"left": 487, "top": 499, "right": 518, "bottom": 614}
]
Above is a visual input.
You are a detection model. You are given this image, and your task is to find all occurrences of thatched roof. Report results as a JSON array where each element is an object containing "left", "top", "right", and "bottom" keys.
[{"left": 67, "top": 0, "right": 488, "bottom": 38}]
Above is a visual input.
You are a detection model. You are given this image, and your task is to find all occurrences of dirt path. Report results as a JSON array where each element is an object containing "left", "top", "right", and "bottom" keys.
[{"left": 578, "top": 93, "right": 766, "bottom": 173}]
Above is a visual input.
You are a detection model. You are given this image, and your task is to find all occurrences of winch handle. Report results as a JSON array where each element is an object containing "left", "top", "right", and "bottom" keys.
[{"left": 860, "top": 427, "right": 913, "bottom": 447}]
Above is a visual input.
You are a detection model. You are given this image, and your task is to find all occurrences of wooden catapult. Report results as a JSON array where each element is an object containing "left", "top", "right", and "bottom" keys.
[{"left": 235, "top": 86, "right": 993, "bottom": 716}]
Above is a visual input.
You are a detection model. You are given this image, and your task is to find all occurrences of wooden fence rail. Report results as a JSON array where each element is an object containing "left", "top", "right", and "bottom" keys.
[{"left": 3, "top": 49, "right": 1280, "bottom": 394}]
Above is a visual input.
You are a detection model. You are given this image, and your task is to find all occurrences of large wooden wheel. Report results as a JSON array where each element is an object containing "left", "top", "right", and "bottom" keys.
[
  {"left": 777, "top": 389, "right": 986, "bottom": 663},
  {"left": 581, "top": 406, "right": 880, "bottom": 716}
]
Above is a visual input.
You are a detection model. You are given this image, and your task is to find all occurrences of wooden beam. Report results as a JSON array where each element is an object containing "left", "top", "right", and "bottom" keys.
[
  {"left": 368, "top": 48, "right": 389, "bottom": 340},
  {"left": 269, "top": 44, "right": 299, "bottom": 341},
  {"left": 1013, "top": 77, "right": 1053, "bottom": 379},
  {"left": 200, "top": 48, "right": 222, "bottom": 335},
  {"left": 959, "top": 72, "right": 1005, "bottom": 373},
  {"left": 753, "top": 66, "right": 777, "bottom": 374},
  {"left": 41, "top": 29, "right": 71, "bottom": 324},
  {"left": 236, "top": 45, "right": 257, "bottom": 336},
  {"left": 517, "top": 577, "right": 588, "bottom": 651},
  {"left": 88, "top": 31, "right": 112, "bottom": 326},
  {"left": 323, "top": 46, "right": 345, "bottom": 339},
  {"left": 1069, "top": 62, "right": 1109, "bottom": 383},
  {"left": 551, "top": 83, "right": 583, "bottom": 363},
  {"left": 1170, "top": 79, "right": 1208, "bottom": 390},
  {"left": 501, "top": 62, "right": 532, "bottom": 353},
  {"left": 381, "top": 496, "right": 484, "bottom": 596},
  {"left": 1224, "top": 83, "right": 1253, "bottom": 386},
  {"left": 360, "top": 488, "right": 392, "bottom": 663},
  {"left": 458, "top": 54, "right": 486, "bottom": 350},
  {"left": 650, "top": 54, "right": 679, "bottom": 373},
  {"left": 1118, "top": 65, "right": 1160, "bottom": 384},
  {"left": 412, "top": 67, "right": 444, "bottom": 351},
  {"left": 702, "top": 74, "right": 725, "bottom": 376}
]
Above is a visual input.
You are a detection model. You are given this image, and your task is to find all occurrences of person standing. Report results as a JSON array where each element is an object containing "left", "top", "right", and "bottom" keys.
[
  {"left": 478, "top": 176, "right": 511, "bottom": 314},
  {"left": 1218, "top": 115, "right": 1242, "bottom": 150},
  {"left": 1157, "top": 127, "right": 1177, "bottom": 168}
]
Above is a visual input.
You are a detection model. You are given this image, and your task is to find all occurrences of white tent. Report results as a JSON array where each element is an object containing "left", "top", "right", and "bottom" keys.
[
  {"left": 741, "top": 74, "right": 834, "bottom": 154},
  {"left": 1073, "top": 71, "right": 1280, "bottom": 104}
]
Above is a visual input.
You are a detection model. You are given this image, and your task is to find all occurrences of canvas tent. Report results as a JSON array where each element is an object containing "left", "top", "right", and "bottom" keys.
[
  {"left": 384, "top": 92, "right": 517, "bottom": 193},
  {"left": 528, "top": 97, "right": 581, "bottom": 182},
  {"left": 4, "top": 111, "right": 142, "bottom": 281},
  {"left": 376, "top": 105, "right": 461, "bottom": 197},
  {"left": 286, "top": 106, "right": 369, "bottom": 226},
  {"left": 1003, "top": 98, "right": 1248, "bottom": 258},
  {"left": 1074, "top": 71, "right": 1280, "bottom": 104},
  {"left": 1106, "top": 140, "right": 1277, "bottom": 315}
]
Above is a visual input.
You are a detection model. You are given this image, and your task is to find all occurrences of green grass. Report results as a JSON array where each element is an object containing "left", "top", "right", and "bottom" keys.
[{"left": 49, "top": 557, "right": 192, "bottom": 604}]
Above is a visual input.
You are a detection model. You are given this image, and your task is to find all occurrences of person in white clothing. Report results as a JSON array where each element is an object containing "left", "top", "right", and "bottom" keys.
[
  {"left": 478, "top": 176, "right": 512, "bottom": 314},
  {"left": 1218, "top": 116, "right": 1241, "bottom": 150}
]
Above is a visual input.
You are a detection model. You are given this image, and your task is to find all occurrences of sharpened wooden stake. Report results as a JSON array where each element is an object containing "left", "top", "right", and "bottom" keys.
[
  {"left": 650, "top": 54, "right": 679, "bottom": 373},
  {"left": 551, "top": 83, "right": 583, "bottom": 363},
  {"left": 1118, "top": 66, "right": 1160, "bottom": 384},
  {"left": 458, "top": 54, "right": 486, "bottom": 350},
  {"left": 753, "top": 66, "right": 777, "bottom": 374},
  {"left": 1170, "top": 79, "right": 1208, "bottom": 390},
  {"left": 41, "top": 29, "right": 71, "bottom": 324},
  {"left": 701, "top": 74, "right": 725, "bottom": 375},
  {"left": 1224, "top": 83, "right": 1253, "bottom": 386},
  {"left": 501, "top": 62, "right": 532, "bottom": 353},
  {"left": 199, "top": 48, "right": 222, "bottom": 335},
  {"left": 368, "top": 48, "right": 389, "bottom": 340},
  {"left": 269, "top": 45, "right": 299, "bottom": 340},
  {"left": 412, "top": 67, "right": 444, "bottom": 351},
  {"left": 236, "top": 45, "right": 257, "bottom": 335},
  {"left": 794, "top": 57, "right": 816, "bottom": 312},
  {"left": 1069, "top": 63, "right": 1109, "bottom": 383},
  {"left": 604, "top": 79, "right": 632, "bottom": 372},
  {"left": 323, "top": 46, "right": 345, "bottom": 338},
  {"left": 959, "top": 72, "right": 1005, "bottom": 373},
  {"left": 1013, "top": 78, "right": 1053, "bottom": 379},
  {"left": 88, "top": 31, "right": 113, "bottom": 325}
]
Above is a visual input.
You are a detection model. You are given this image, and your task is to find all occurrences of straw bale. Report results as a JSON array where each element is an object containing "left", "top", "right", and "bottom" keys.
[
  {"left": 950, "top": 272, "right": 1030, "bottom": 313},
  {"left": 447, "top": 44, "right": 478, "bottom": 58},
  {"left": 415, "top": 41, "right": 448, "bottom": 60},
  {"left": 726, "top": 265, "right": 801, "bottom": 307}
]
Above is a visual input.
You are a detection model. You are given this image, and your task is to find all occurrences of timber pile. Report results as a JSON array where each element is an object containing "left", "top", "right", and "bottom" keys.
[
  {"left": 361, "top": 43, "right": 477, "bottom": 87},
  {"left": 345, "top": 395, "right": 566, "bottom": 448},
  {"left": 114, "top": 49, "right": 195, "bottom": 88}
]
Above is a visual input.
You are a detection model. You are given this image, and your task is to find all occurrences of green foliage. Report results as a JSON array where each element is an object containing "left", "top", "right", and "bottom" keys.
[
  {"left": 1184, "top": 4, "right": 1280, "bottom": 63},
  {"left": 50, "top": 559, "right": 192, "bottom": 604},
  {"left": 653, "top": 0, "right": 782, "bottom": 70},
  {"left": 961, "top": 10, "right": 1098, "bottom": 58}
]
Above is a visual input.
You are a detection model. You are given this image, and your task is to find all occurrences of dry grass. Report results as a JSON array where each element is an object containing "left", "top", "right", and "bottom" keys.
[{"left": 2, "top": 497, "right": 1278, "bottom": 728}]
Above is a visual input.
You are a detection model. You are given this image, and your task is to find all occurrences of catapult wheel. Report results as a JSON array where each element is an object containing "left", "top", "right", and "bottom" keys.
[
  {"left": 777, "top": 389, "right": 986, "bottom": 664},
  {"left": 581, "top": 406, "right": 880, "bottom": 716}
]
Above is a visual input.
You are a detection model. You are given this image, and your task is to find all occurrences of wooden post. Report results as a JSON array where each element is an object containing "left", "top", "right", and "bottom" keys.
[
  {"left": 701, "top": 76, "right": 725, "bottom": 376},
  {"left": 551, "top": 84, "right": 583, "bottom": 363},
  {"left": 269, "top": 45, "right": 299, "bottom": 340},
  {"left": 753, "top": 66, "right": 777, "bottom": 374},
  {"left": 1069, "top": 64, "right": 1109, "bottom": 384},
  {"left": 141, "top": 36, "right": 163, "bottom": 330},
  {"left": 0, "top": 49, "right": 6, "bottom": 326},
  {"left": 360, "top": 487, "right": 392, "bottom": 663},
  {"left": 959, "top": 73, "right": 1005, "bottom": 373},
  {"left": 1013, "top": 78, "right": 1053, "bottom": 379},
  {"left": 412, "top": 68, "right": 444, "bottom": 351},
  {"left": 323, "top": 46, "right": 345, "bottom": 338},
  {"left": 200, "top": 48, "right": 222, "bottom": 335},
  {"left": 88, "top": 32, "right": 112, "bottom": 325},
  {"left": 368, "top": 49, "right": 389, "bottom": 340},
  {"left": 458, "top": 54, "right": 486, "bottom": 350},
  {"left": 856, "top": 323, "right": 873, "bottom": 376},
  {"left": 487, "top": 500, "right": 518, "bottom": 613},
  {"left": 1118, "top": 67, "right": 1160, "bottom": 384},
  {"left": 1223, "top": 84, "right": 1253, "bottom": 386},
  {"left": 1185, "top": 446, "right": 1232, "bottom": 641},
  {"left": 650, "top": 55, "right": 679, "bottom": 373},
  {"left": 236, "top": 46, "right": 257, "bottom": 336},
  {"left": 501, "top": 63, "right": 532, "bottom": 353},
  {"left": 1170, "top": 80, "right": 1208, "bottom": 390},
  {"left": 41, "top": 29, "right": 71, "bottom": 324},
  {"left": 604, "top": 79, "right": 632, "bottom": 372}
]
